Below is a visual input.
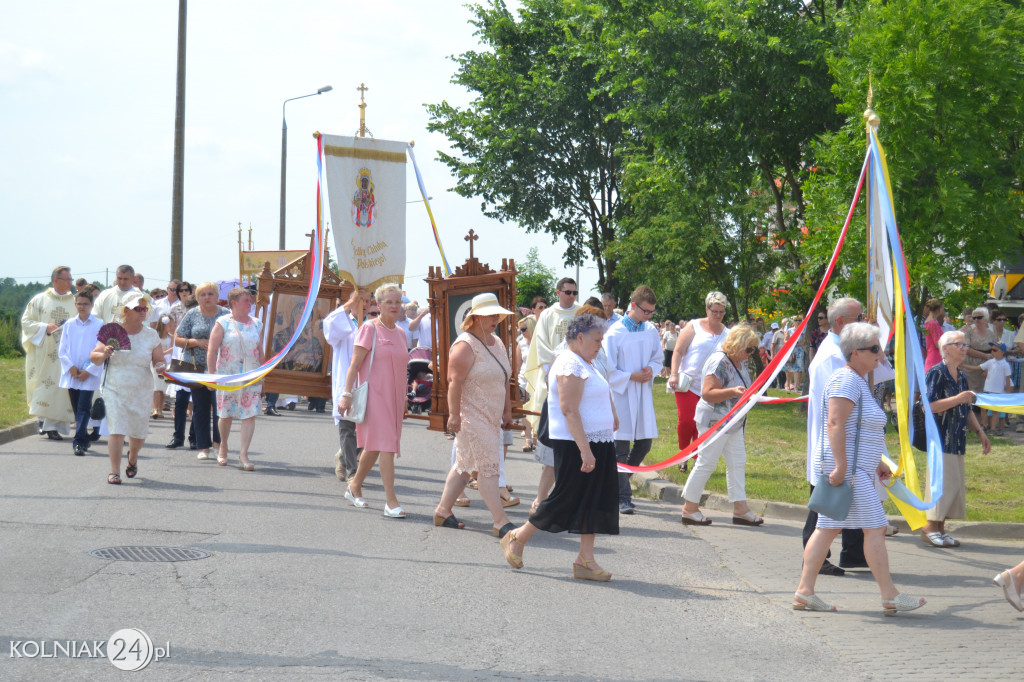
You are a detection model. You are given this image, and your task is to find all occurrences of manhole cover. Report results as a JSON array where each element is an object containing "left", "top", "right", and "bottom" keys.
[{"left": 88, "top": 546, "right": 211, "bottom": 562}]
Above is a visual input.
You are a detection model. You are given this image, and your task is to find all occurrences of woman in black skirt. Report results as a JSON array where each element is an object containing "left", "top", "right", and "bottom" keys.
[{"left": 500, "top": 314, "right": 620, "bottom": 581}]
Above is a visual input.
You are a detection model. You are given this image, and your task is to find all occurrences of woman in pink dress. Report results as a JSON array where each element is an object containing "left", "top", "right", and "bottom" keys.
[
  {"left": 433, "top": 293, "right": 515, "bottom": 536},
  {"left": 338, "top": 283, "right": 410, "bottom": 518},
  {"left": 922, "top": 298, "right": 945, "bottom": 371}
]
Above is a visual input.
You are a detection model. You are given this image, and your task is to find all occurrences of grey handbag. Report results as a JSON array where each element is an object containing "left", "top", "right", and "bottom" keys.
[
  {"left": 341, "top": 324, "right": 377, "bottom": 424},
  {"left": 807, "top": 391, "right": 862, "bottom": 521}
]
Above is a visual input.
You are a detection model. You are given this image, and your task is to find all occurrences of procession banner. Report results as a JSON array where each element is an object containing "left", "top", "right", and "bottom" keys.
[
  {"left": 321, "top": 134, "right": 406, "bottom": 290},
  {"left": 240, "top": 250, "right": 306, "bottom": 280},
  {"left": 164, "top": 137, "right": 328, "bottom": 391}
]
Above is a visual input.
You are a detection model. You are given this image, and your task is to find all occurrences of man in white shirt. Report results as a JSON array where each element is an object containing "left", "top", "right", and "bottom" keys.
[
  {"left": 602, "top": 292, "right": 622, "bottom": 324},
  {"left": 803, "top": 297, "right": 865, "bottom": 575},
  {"left": 325, "top": 288, "right": 369, "bottom": 481},
  {"left": 603, "top": 285, "right": 662, "bottom": 514}
]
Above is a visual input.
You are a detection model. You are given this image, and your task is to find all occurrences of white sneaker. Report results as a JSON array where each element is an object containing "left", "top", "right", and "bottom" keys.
[{"left": 197, "top": 450, "right": 210, "bottom": 460}]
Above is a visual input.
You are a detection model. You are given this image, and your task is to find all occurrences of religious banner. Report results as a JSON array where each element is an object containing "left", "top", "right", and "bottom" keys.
[
  {"left": 240, "top": 250, "right": 306, "bottom": 281},
  {"left": 322, "top": 134, "right": 407, "bottom": 289}
]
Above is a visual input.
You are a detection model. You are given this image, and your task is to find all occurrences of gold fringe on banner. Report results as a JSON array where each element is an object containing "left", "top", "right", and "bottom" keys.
[{"left": 324, "top": 146, "right": 407, "bottom": 163}]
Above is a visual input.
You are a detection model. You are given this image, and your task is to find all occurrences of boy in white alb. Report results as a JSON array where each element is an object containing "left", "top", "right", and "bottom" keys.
[
  {"left": 981, "top": 342, "right": 1012, "bottom": 434},
  {"left": 603, "top": 285, "right": 663, "bottom": 514}
]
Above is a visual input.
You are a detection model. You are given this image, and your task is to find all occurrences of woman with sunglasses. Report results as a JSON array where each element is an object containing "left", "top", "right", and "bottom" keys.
[
  {"left": 668, "top": 291, "right": 729, "bottom": 466},
  {"left": 794, "top": 322, "right": 926, "bottom": 614},
  {"left": 679, "top": 325, "right": 763, "bottom": 526},
  {"left": 90, "top": 292, "right": 165, "bottom": 484},
  {"left": 961, "top": 307, "right": 997, "bottom": 393}
]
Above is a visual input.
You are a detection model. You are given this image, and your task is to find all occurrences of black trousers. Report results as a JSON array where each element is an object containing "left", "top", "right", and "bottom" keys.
[
  {"left": 615, "top": 438, "right": 653, "bottom": 502},
  {"left": 190, "top": 385, "right": 220, "bottom": 450},
  {"left": 802, "top": 483, "right": 866, "bottom": 564}
]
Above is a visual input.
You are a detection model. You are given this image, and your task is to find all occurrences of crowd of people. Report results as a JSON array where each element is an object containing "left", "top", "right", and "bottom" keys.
[{"left": 20, "top": 266, "right": 1024, "bottom": 609}]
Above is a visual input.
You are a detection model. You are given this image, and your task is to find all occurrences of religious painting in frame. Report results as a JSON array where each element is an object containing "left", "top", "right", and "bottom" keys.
[{"left": 269, "top": 293, "right": 332, "bottom": 374}]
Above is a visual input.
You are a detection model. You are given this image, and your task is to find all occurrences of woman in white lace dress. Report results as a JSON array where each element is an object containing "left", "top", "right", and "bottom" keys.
[
  {"left": 90, "top": 292, "right": 164, "bottom": 484},
  {"left": 499, "top": 314, "right": 620, "bottom": 581}
]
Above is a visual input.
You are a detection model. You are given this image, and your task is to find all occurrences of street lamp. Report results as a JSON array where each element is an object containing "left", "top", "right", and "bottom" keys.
[{"left": 280, "top": 85, "right": 333, "bottom": 249}]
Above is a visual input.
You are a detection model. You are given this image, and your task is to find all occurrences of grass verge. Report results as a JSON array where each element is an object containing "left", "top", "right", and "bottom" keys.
[
  {"left": 0, "top": 357, "right": 30, "bottom": 429},
  {"left": 646, "top": 378, "right": 1024, "bottom": 523}
]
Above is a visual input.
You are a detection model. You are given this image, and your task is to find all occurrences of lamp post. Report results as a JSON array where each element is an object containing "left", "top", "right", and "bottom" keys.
[{"left": 279, "top": 85, "right": 332, "bottom": 249}]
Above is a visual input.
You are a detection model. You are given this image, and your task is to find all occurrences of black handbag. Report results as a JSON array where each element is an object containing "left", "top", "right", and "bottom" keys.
[
  {"left": 90, "top": 397, "right": 105, "bottom": 420},
  {"left": 912, "top": 400, "right": 939, "bottom": 452},
  {"left": 536, "top": 398, "right": 551, "bottom": 448}
]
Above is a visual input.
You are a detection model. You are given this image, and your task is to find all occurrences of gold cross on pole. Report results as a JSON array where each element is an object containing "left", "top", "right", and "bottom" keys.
[
  {"left": 357, "top": 82, "right": 370, "bottom": 137},
  {"left": 465, "top": 229, "right": 479, "bottom": 259}
]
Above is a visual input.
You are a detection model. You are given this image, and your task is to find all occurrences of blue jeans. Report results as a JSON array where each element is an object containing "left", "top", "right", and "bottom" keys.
[{"left": 67, "top": 388, "right": 94, "bottom": 449}]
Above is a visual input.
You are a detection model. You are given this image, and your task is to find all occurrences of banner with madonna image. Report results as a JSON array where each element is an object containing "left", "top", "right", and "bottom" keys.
[{"left": 322, "top": 134, "right": 407, "bottom": 290}]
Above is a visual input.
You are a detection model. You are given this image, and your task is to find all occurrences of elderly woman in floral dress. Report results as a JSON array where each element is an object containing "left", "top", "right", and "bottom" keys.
[{"left": 207, "top": 287, "right": 263, "bottom": 470}]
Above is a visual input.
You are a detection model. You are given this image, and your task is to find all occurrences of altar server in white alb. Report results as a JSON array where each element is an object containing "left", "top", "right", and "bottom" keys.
[
  {"left": 21, "top": 265, "right": 77, "bottom": 439},
  {"left": 326, "top": 288, "right": 368, "bottom": 482},
  {"left": 58, "top": 288, "right": 104, "bottom": 456},
  {"left": 603, "top": 285, "right": 663, "bottom": 515}
]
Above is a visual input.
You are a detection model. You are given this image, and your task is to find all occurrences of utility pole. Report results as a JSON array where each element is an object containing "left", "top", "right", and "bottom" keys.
[{"left": 169, "top": 0, "right": 187, "bottom": 281}]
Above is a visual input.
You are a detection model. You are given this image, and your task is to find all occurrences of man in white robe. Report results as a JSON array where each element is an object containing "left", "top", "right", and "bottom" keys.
[
  {"left": 522, "top": 278, "right": 581, "bottom": 505},
  {"left": 21, "top": 266, "right": 77, "bottom": 438},
  {"left": 93, "top": 264, "right": 145, "bottom": 323},
  {"left": 325, "top": 288, "right": 368, "bottom": 481},
  {"left": 603, "top": 285, "right": 663, "bottom": 514},
  {"left": 803, "top": 297, "right": 865, "bottom": 574}
]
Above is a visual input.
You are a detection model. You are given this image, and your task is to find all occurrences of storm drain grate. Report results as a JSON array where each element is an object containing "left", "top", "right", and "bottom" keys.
[{"left": 89, "top": 546, "right": 211, "bottom": 562}]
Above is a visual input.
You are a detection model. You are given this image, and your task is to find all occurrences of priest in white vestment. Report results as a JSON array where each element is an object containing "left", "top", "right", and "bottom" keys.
[
  {"left": 93, "top": 264, "right": 146, "bottom": 323},
  {"left": 603, "top": 286, "right": 663, "bottom": 514},
  {"left": 21, "top": 266, "right": 77, "bottom": 437}
]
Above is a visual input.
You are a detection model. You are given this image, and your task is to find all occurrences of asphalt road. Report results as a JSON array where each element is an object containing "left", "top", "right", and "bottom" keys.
[{"left": 1, "top": 407, "right": 1020, "bottom": 680}]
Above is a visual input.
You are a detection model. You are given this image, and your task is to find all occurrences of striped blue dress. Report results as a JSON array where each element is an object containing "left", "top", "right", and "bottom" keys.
[{"left": 814, "top": 367, "right": 888, "bottom": 530}]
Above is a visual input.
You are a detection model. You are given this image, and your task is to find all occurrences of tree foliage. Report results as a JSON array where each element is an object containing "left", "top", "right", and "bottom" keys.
[
  {"left": 426, "top": 0, "right": 628, "bottom": 290},
  {"left": 515, "top": 246, "right": 557, "bottom": 308},
  {"left": 805, "top": 0, "right": 1024, "bottom": 311}
]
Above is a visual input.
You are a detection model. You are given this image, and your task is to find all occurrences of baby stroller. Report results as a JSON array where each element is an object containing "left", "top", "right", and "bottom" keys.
[{"left": 407, "top": 347, "right": 433, "bottom": 414}]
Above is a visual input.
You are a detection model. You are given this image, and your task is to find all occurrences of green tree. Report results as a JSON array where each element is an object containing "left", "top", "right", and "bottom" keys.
[
  {"left": 515, "top": 247, "right": 556, "bottom": 308},
  {"left": 426, "top": 0, "right": 628, "bottom": 291},
  {"left": 804, "top": 0, "right": 1024, "bottom": 311}
]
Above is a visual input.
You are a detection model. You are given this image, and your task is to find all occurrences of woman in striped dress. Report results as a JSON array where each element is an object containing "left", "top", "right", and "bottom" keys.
[{"left": 794, "top": 323, "right": 926, "bottom": 616}]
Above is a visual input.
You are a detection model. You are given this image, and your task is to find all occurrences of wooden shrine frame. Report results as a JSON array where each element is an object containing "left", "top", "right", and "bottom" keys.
[
  {"left": 424, "top": 230, "right": 521, "bottom": 432},
  {"left": 255, "top": 231, "right": 352, "bottom": 399}
]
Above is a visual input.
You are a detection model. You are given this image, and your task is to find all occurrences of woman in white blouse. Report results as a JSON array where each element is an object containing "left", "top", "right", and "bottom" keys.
[{"left": 499, "top": 314, "right": 620, "bottom": 581}]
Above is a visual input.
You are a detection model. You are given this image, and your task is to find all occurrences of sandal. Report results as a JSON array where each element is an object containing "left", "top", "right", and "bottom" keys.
[
  {"left": 107, "top": 473, "right": 121, "bottom": 485},
  {"left": 492, "top": 521, "right": 516, "bottom": 538},
  {"left": 732, "top": 511, "right": 764, "bottom": 526},
  {"left": 217, "top": 454, "right": 228, "bottom": 466},
  {"left": 792, "top": 593, "right": 837, "bottom": 612},
  {"left": 573, "top": 556, "right": 612, "bottom": 582},
  {"left": 454, "top": 495, "right": 471, "bottom": 507},
  {"left": 238, "top": 458, "right": 254, "bottom": 472},
  {"left": 433, "top": 513, "right": 465, "bottom": 529},
  {"left": 467, "top": 478, "right": 479, "bottom": 490},
  {"left": 522, "top": 440, "right": 535, "bottom": 452},
  {"left": 500, "top": 492, "right": 521, "bottom": 508},
  {"left": 882, "top": 594, "right": 926, "bottom": 616},
  {"left": 994, "top": 570, "right": 1024, "bottom": 612},
  {"left": 920, "top": 531, "right": 947, "bottom": 548},
  {"left": 941, "top": 533, "right": 961, "bottom": 547},
  {"left": 500, "top": 529, "right": 524, "bottom": 569},
  {"left": 681, "top": 510, "right": 712, "bottom": 526},
  {"left": 125, "top": 459, "right": 138, "bottom": 479}
]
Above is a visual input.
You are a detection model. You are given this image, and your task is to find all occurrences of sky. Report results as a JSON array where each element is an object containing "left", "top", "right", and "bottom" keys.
[{"left": 0, "top": 0, "right": 598, "bottom": 304}]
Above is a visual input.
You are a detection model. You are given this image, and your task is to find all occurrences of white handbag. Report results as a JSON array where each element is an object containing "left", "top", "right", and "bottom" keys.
[
  {"left": 341, "top": 325, "right": 376, "bottom": 423},
  {"left": 673, "top": 372, "right": 693, "bottom": 393}
]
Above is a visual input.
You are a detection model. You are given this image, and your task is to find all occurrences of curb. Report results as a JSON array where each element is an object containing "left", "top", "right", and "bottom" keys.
[
  {"left": 632, "top": 471, "right": 1024, "bottom": 541},
  {"left": 0, "top": 419, "right": 38, "bottom": 447}
]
